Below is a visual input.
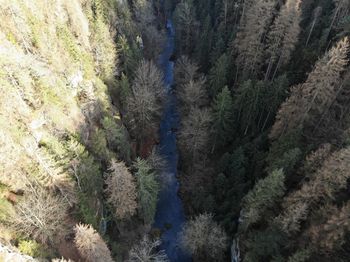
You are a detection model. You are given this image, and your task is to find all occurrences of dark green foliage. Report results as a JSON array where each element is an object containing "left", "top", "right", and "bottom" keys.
[
  {"left": 195, "top": 15, "right": 213, "bottom": 72},
  {"left": 243, "top": 227, "right": 287, "bottom": 262},
  {"left": 267, "top": 129, "right": 303, "bottom": 173},
  {"left": 90, "top": 128, "right": 112, "bottom": 161},
  {"left": 214, "top": 148, "right": 247, "bottom": 234},
  {"left": 101, "top": 116, "right": 131, "bottom": 162},
  {"left": 134, "top": 158, "right": 159, "bottom": 224},
  {"left": 241, "top": 169, "right": 286, "bottom": 231},
  {"left": 267, "top": 148, "right": 302, "bottom": 177},
  {"left": 211, "top": 86, "right": 234, "bottom": 150},
  {"left": 208, "top": 53, "right": 229, "bottom": 97},
  {"left": 118, "top": 73, "right": 131, "bottom": 108}
]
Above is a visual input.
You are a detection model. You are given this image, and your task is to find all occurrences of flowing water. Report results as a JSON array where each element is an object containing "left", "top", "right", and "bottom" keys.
[{"left": 153, "top": 19, "right": 191, "bottom": 262}]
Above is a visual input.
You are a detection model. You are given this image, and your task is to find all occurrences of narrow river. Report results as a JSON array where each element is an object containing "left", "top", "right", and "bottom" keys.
[{"left": 153, "top": 19, "right": 191, "bottom": 262}]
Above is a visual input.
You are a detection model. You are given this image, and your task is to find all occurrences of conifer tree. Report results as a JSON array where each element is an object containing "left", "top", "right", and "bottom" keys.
[
  {"left": 241, "top": 169, "right": 285, "bottom": 231},
  {"left": 195, "top": 15, "right": 213, "bottom": 72},
  {"left": 74, "top": 224, "right": 113, "bottom": 262},
  {"left": 134, "top": 158, "right": 159, "bottom": 224},
  {"left": 270, "top": 37, "right": 349, "bottom": 140},
  {"left": 211, "top": 86, "right": 234, "bottom": 151},
  {"left": 208, "top": 53, "right": 230, "bottom": 97},
  {"left": 104, "top": 159, "right": 137, "bottom": 220},
  {"left": 174, "top": 0, "right": 198, "bottom": 54}
]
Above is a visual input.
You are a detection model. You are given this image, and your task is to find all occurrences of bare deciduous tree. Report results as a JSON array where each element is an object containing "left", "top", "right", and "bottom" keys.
[
  {"left": 11, "top": 185, "right": 68, "bottom": 244},
  {"left": 174, "top": 56, "right": 201, "bottom": 87},
  {"left": 104, "top": 159, "right": 137, "bottom": 220},
  {"left": 180, "top": 213, "right": 227, "bottom": 260},
  {"left": 126, "top": 60, "right": 164, "bottom": 144},
  {"left": 178, "top": 107, "right": 212, "bottom": 164},
  {"left": 177, "top": 78, "right": 208, "bottom": 112},
  {"left": 74, "top": 224, "right": 113, "bottom": 262},
  {"left": 128, "top": 236, "right": 168, "bottom": 262},
  {"left": 308, "top": 201, "right": 350, "bottom": 251}
]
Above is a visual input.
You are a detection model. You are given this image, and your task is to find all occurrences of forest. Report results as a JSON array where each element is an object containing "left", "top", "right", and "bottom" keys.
[{"left": 0, "top": 0, "right": 349, "bottom": 261}]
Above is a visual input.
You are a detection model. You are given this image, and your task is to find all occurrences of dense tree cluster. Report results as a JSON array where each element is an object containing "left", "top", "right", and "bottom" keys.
[
  {"left": 1, "top": 0, "right": 350, "bottom": 261},
  {"left": 0, "top": 0, "right": 167, "bottom": 260},
  {"left": 173, "top": 0, "right": 350, "bottom": 261}
]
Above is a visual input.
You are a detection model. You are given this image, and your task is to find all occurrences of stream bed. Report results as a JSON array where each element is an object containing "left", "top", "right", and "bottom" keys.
[{"left": 152, "top": 19, "right": 191, "bottom": 262}]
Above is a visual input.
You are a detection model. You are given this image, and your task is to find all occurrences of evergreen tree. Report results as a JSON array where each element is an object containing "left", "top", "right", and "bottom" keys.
[
  {"left": 208, "top": 53, "right": 230, "bottom": 97},
  {"left": 241, "top": 169, "right": 286, "bottom": 231},
  {"left": 211, "top": 86, "right": 234, "bottom": 151},
  {"left": 174, "top": 0, "right": 199, "bottom": 54},
  {"left": 134, "top": 158, "right": 159, "bottom": 224},
  {"left": 195, "top": 15, "right": 214, "bottom": 72}
]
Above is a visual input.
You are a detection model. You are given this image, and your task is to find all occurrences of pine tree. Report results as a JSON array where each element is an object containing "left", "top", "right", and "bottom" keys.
[
  {"left": 195, "top": 15, "right": 213, "bottom": 72},
  {"left": 211, "top": 86, "right": 234, "bottom": 151},
  {"left": 241, "top": 169, "right": 285, "bottom": 231},
  {"left": 134, "top": 158, "right": 159, "bottom": 224},
  {"left": 174, "top": 0, "right": 198, "bottom": 54},
  {"left": 270, "top": 37, "right": 349, "bottom": 140},
  {"left": 233, "top": 80, "right": 266, "bottom": 135},
  {"left": 74, "top": 224, "right": 113, "bottom": 262},
  {"left": 208, "top": 53, "right": 230, "bottom": 97},
  {"left": 104, "top": 159, "right": 137, "bottom": 220}
]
